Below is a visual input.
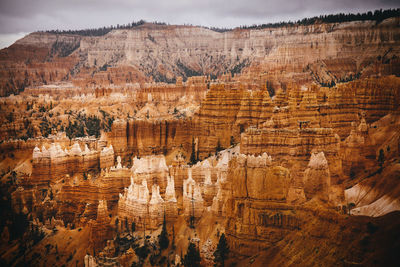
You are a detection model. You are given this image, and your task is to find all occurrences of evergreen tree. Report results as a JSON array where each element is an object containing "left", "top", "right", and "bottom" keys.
[
  {"left": 190, "top": 137, "right": 197, "bottom": 165},
  {"left": 172, "top": 225, "right": 175, "bottom": 248},
  {"left": 230, "top": 136, "right": 235, "bottom": 147},
  {"left": 135, "top": 244, "right": 150, "bottom": 264},
  {"left": 10, "top": 212, "right": 29, "bottom": 240},
  {"left": 115, "top": 218, "right": 119, "bottom": 234},
  {"left": 86, "top": 115, "right": 101, "bottom": 137},
  {"left": 213, "top": 233, "right": 229, "bottom": 267},
  {"left": 216, "top": 139, "right": 223, "bottom": 154},
  {"left": 159, "top": 215, "right": 169, "bottom": 250},
  {"left": 347, "top": 202, "right": 356, "bottom": 215},
  {"left": 183, "top": 241, "right": 201, "bottom": 267},
  {"left": 131, "top": 221, "right": 136, "bottom": 234}
]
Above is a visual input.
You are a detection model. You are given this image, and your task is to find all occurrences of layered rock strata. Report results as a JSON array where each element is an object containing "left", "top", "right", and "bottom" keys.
[
  {"left": 225, "top": 153, "right": 300, "bottom": 255},
  {"left": 31, "top": 141, "right": 113, "bottom": 186},
  {"left": 100, "top": 145, "right": 114, "bottom": 169},
  {"left": 107, "top": 119, "right": 193, "bottom": 158},
  {"left": 240, "top": 125, "right": 341, "bottom": 183},
  {"left": 3, "top": 18, "right": 400, "bottom": 98},
  {"left": 117, "top": 173, "right": 179, "bottom": 230},
  {"left": 118, "top": 177, "right": 150, "bottom": 230},
  {"left": 95, "top": 76, "right": 400, "bottom": 161}
]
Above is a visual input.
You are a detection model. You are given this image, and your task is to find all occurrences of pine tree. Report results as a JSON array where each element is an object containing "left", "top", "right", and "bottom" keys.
[
  {"left": 213, "top": 233, "right": 229, "bottom": 267},
  {"left": 172, "top": 225, "right": 175, "bottom": 248},
  {"left": 115, "top": 218, "right": 119, "bottom": 234},
  {"left": 159, "top": 215, "right": 169, "bottom": 250},
  {"left": 216, "top": 139, "right": 223, "bottom": 154},
  {"left": 131, "top": 221, "right": 135, "bottom": 234},
  {"left": 183, "top": 242, "right": 201, "bottom": 267},
  {"left": 230, "top": 136, "right": 235, "bottom": 147},
  {"left": 190, "top": 137, "right": 197, "bottom": 165},
  {"left": 135, "top": 244, "right": 150, "bottom": 264}
]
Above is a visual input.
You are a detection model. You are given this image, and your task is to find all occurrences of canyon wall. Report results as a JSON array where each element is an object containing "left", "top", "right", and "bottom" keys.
[{"left": 2, "top": 18, "right": 400, "bottom": 96}]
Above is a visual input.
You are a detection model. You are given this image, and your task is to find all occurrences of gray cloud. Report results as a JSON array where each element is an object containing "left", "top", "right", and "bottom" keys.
[{"left": 0, "top": 0, "right": 398, "bottom": 48}]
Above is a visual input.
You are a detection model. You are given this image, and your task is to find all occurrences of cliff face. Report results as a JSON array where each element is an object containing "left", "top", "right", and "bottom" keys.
[
  {"left": 2, "top": 18, "right": 400, "bottom": 96},
  {"left": 0, "top": 33, "right": 82, "bottom": 96},
  {"left": 225, "top": 153, "right": 299, "bottom": 255},
  {"left": 191, "top": 76, "right": 400, "bottom": 158},
  {"left": 248, "top": 19, "right": 400, "bottom": 81},
  {"left": 344, "top": 113, "right": 400, "bottom": 217},
  {"left": 107, "top": 119, "right": 193, "bottom": 158},
  {"left": 63, "top": 19, "right": 400, "bottom": 87},
  {"left": 193, "top": 83, "right": 273, "bottom": 156},
  {"left": 100, "top": 76, "right": 399, "bottom": 162},
  {"left": 80, "top": 25, "right": 247, "bottom": 81}
]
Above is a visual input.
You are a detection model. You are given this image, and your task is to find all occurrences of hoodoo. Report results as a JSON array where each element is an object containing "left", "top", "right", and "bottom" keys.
[{"left": 1, "top": 7, "right": 400, "bottom": 267}]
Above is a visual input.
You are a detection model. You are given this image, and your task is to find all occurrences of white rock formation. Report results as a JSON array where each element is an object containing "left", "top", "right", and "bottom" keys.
[
  {"left": 307, "top": 151, "right": 329, "bottom": 170},
  {"left": 131, "top": 155, "right": 168, "bottom": 174},
  {"left": 33, "top": 146, "right": 41, "bottom": 159},
  {"left": 48, "top": 143, "right": 67, "bottom": 158},
  {"left": 70, "top": 143, "right": 82, "bottom": 156},
  {"left": 149, "top": 184, "right": 164, "bottom": 205},
  {"left": 100, "top": 145, "right": 114, "bottom": 155},
  {"left": 211, "top": 172, "right": 227, "bottom": 215},
  {"left": 124, "top": 177, "right": 149, "bottom": 203},
  {"left": 118, "top": 177, "right": 149, "bottom": 226},
  {"left": 84, "top": 254, "right": 98, "bottom": 267},
  {"left": 100, "top": 145, "right": 114, "bottom": 169},
  {"left": 246, "top": 152, "right": 272, "bottom": 167},
  {"left": 216, "top": 152, "right": 230, "bottom": 171},
  {"left": 165, "top": 175, "right": 178, "bottom": 221},
  {"left": 131, "top": 154, "right": 169, "bottom": 194},
  {"left": 183, "top": 169, "right": 204, "bottom": 220},
  {"left": 149, "top": 184, "right": 165, "bottom": 228},
  {"left": 118, "top": 176, "right": 172, "bottom": 229},
  {"left": 165, "top": 175, "right": 177, "bottom": 202},
  {"left": 116, "top": 156, "right": 122, "bottom": 169},
  {"left": 203, "top": 160, "right": 212, "bottom": 185}
]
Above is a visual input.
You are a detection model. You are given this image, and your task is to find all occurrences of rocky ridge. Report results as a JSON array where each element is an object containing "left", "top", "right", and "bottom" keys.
[{"left": 1, "top": 18, "right": 400, "bottom": 96}]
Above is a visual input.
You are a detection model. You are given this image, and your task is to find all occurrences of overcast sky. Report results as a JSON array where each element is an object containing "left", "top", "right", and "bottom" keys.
[{"left": 0, "top": 0, "right": 398, "bottom": 49}]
